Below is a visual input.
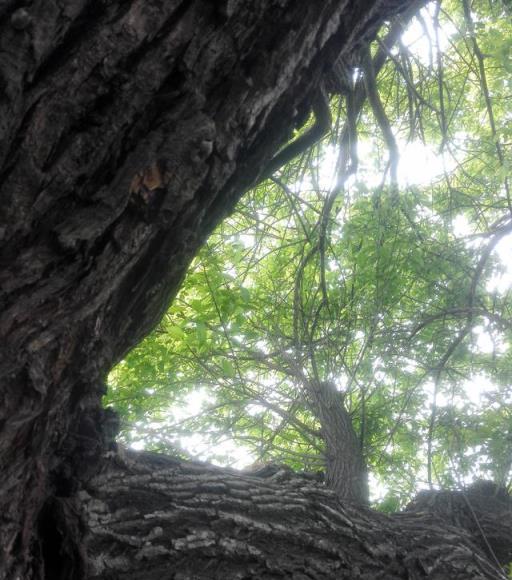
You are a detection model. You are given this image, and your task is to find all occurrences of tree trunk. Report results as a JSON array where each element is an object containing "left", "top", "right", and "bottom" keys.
[
  {"left": 309, "top": 381, "right": 369, "bottom": 504},
  {"left": 7, "top": 0, "right": 506, "bottom": 578},
  {"left": 73, "top": 449, "right": 509, "bottom": 579}
]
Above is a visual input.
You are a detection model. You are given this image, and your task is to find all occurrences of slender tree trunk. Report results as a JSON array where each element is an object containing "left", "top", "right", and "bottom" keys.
[
  {"left": 0, "top": 1, "right": 416, "bottom": 577},
  {"left": 309, "top": 381, "right": 369, "bottom": 504}
]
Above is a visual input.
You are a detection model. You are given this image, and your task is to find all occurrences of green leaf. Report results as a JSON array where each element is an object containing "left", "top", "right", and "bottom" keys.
[
  {"left": 167, "top": 325, "right": 185, "bottom": 340},
  {"left": 221, "top": 359, "right": 236, "bottom": 378},
  {"left": 196, "top": 322, "right": 207, "bottom": 346}
]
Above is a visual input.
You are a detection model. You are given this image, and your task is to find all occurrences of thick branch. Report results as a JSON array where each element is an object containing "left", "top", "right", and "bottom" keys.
[{"left": 75, "top": 449, "right": 510, "bottom": 580}]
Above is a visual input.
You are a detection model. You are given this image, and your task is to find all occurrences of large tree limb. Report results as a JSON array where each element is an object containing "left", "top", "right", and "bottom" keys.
[{"left": 73, "top": 449, "right": 511, "bottom": 580}]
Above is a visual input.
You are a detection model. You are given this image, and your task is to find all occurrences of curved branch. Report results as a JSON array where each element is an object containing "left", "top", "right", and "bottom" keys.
[{"left": 261, "top": 86, "right": 332, "bottom": 180}]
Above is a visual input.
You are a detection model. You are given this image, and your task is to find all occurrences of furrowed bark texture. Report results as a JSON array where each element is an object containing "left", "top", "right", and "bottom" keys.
[
  {"left": 0, "top": 0, "right": 432, "bottom": 577},
  {"left": 78, "top": 450, "right": 510, "bottom": 580}
]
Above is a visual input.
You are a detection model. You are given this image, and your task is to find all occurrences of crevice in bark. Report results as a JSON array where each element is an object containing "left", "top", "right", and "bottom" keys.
[
  {"left": 37, "top": 497, "right": 87, "bottom": 580},
  {"left": 27, "top": 1, "right": 107, "bottom": 89}
]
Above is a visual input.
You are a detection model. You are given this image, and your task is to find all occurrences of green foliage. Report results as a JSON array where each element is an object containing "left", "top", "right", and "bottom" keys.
[{"left": 106, "top": 0, "right": 512, "bottom": 505}]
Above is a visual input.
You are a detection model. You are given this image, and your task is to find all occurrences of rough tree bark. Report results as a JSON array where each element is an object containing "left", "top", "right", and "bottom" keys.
[
  {"left": 1, "top": 0, "right": 509, "bottom": 579},
  {"left": 309, "top": 381, "right": 369, "bottom": 505},
  {"left": 79, "top": 450, "right": 509, "bottom": 579}
]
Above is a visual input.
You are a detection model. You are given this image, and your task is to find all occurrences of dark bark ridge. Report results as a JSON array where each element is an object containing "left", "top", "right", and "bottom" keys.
[
  {"left": 75, "top": 449, "right": 510, "bottom": 580},
  {"left": 0, "top": 1, "right": 416, "bottom": 577}
]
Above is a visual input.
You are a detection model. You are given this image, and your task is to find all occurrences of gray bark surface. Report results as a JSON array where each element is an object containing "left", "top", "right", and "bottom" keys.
[
  {"left": 310, "top": 381, "right": 369, "bottom": 504},
  {"left": 76, "top": 449, "right": 510, "bottom": 580}
]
